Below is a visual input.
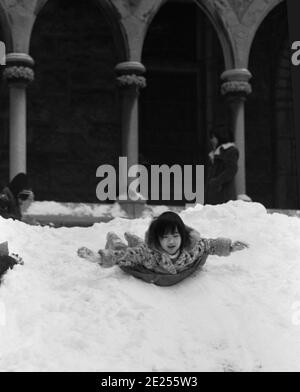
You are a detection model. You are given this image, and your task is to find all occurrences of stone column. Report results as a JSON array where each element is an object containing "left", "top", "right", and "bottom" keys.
[
  {"left": 3, "top": 53, "right": 34, "bottom": 181},
  {"left": 221, "top": 69, "right": 252, "bottom": 198},
  {"left": 115, "top": 61, "right": 146, "bottom": 217}
]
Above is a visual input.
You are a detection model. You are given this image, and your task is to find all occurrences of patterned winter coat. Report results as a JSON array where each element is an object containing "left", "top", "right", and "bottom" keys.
[{"left": 105, "top": 230, "right": 232, "bottom": 275}]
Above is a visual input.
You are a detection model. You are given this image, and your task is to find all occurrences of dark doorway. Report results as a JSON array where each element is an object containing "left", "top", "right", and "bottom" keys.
[
  {"left": 28, "top": 0, "right": 121, "bottom": 202},
  {"left": 247, "top": 2, "right": 299, "bottom": 209},
  {"left": 140, "top": 0, "right": 225, "bottom": 205}
]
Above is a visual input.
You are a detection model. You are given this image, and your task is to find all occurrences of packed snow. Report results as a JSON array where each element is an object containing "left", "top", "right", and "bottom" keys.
[{"left": 0, "top": 201, "right": 300, "bottom": 372}]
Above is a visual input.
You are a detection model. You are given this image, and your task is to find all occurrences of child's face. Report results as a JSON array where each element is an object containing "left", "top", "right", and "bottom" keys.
[{"left": 159, "top": 229, "right": 182, "bottom": 255}]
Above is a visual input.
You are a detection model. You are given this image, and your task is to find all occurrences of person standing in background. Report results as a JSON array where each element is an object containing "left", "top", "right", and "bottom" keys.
[
  {"left": 205, "top": 127, "right": 239, "bottom": 205},
  {"left": 0, "top": 173, "right": 34, "bottom": 221}
]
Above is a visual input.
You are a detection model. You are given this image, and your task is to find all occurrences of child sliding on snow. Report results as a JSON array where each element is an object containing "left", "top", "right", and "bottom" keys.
[{"left": 77, "top": 211, "right": 248, "bottom": 278}]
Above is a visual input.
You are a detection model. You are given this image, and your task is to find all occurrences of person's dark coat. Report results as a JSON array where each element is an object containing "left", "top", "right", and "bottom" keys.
[
  {"left": 0, "top": 173, "right": 29, "bottom": 220},
  {"left": 205, "top": 144, "right": 239, "bottom": 205},
  {"left": 0, "top": 242, "right": 17, "bottom": 283},
  {"left": 0, "top": 187, "right": 22, "bottom": 220},
  {"left": 0, "top": 255, "right": 18, "bottom": 282}
]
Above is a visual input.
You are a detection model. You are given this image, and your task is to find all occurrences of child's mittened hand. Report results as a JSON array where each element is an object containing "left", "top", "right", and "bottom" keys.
[
  {"left": 231, "top": 241, "right": 248, "bottom": 252},
  {"left": 98, "top": 249, "right": 117, "bottom": 268},
  {"left": 124, "top": 232, "right": 144, "bottom": 247},
  {"left": 77, "top": 247, "right": 94, "bottom": 259},
  {"left": 77, "top": 247, "right": 102, "bottom": 264},
  {"left": 11, "top": 253, "right": 24, "bottom": 265}
]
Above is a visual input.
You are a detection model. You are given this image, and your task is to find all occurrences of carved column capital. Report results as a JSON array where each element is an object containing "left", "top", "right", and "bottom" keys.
[
  {"left": 221, "top": 68, "right": 252, "bottom": 98},
  {"left": 115, "top": 61, "right": 146, "bottom": 91},
  {"left": 3, "top": 53, "right": 35, "bottom": 86},
  {"left": 221, "top": 80, "right": 252, "bottom": 96},
  {"left": 116, "top": 74, "right": 147, "bottom": 89}
]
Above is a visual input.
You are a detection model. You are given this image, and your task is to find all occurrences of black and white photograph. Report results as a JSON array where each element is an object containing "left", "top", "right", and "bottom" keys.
[{"left": 0, "top": 0, "right": 300, "bottom": 374}]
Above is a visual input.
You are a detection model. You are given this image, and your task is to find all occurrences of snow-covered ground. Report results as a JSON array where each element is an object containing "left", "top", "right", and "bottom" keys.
[{"left": 0, "top": 201, "right": 300, "bottom": 372}]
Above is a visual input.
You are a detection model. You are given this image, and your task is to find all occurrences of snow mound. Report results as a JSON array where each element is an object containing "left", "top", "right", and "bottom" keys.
[{"left": 0, "top": 201, "right": 300, "bottom": 372}]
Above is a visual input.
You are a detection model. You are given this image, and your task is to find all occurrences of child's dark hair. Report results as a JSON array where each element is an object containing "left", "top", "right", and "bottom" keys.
[
  {"left": 211, "top": 125, "right": 234, "bottom": 146},
  {"left": 147, "top": 211, "right": 191, "bottom": 250}
]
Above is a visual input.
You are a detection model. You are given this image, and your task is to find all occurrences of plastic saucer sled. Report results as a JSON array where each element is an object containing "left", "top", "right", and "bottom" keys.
[{"left": 120, "top": 254, "right": 208, "bottom": 287}]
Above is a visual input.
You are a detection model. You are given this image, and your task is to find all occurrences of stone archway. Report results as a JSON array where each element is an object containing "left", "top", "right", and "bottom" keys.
[
  {"left": 92, "top": 0, "right": 129, "bottom": 62},
  {"left": 140, "top": 0, "right": 226, "bottom": 205},
  {"left": 246, "top": 1, "right": 298, "bottom": 208},
  {"left": 28, "top": 0, "right": 122, "bottom": 202},
  {"left": 193, "top": 0, "right": 236, "bottom": 69},
  {"left": 243, "top": 0, "right": 284, "bottom": 66}
]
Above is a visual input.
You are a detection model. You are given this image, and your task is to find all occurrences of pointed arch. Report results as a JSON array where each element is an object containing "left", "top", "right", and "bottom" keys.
[
  {"left": 245, "top": 0, "right": 284, "bottom": 65},
  {"left": 193, "top": 0, "right": 235, "bottom": 69},
  {"left": 33, "top": 0, "right": 128, "bottom": 62},
  {"left": 142, "top": 0, "right": 235, "bottom": 69},
  {"left": 91, "top": 0, "right": 129, "bottom": 62},
  {"left": 0, "top": 2, "right": 12, "bottom": 52}
]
